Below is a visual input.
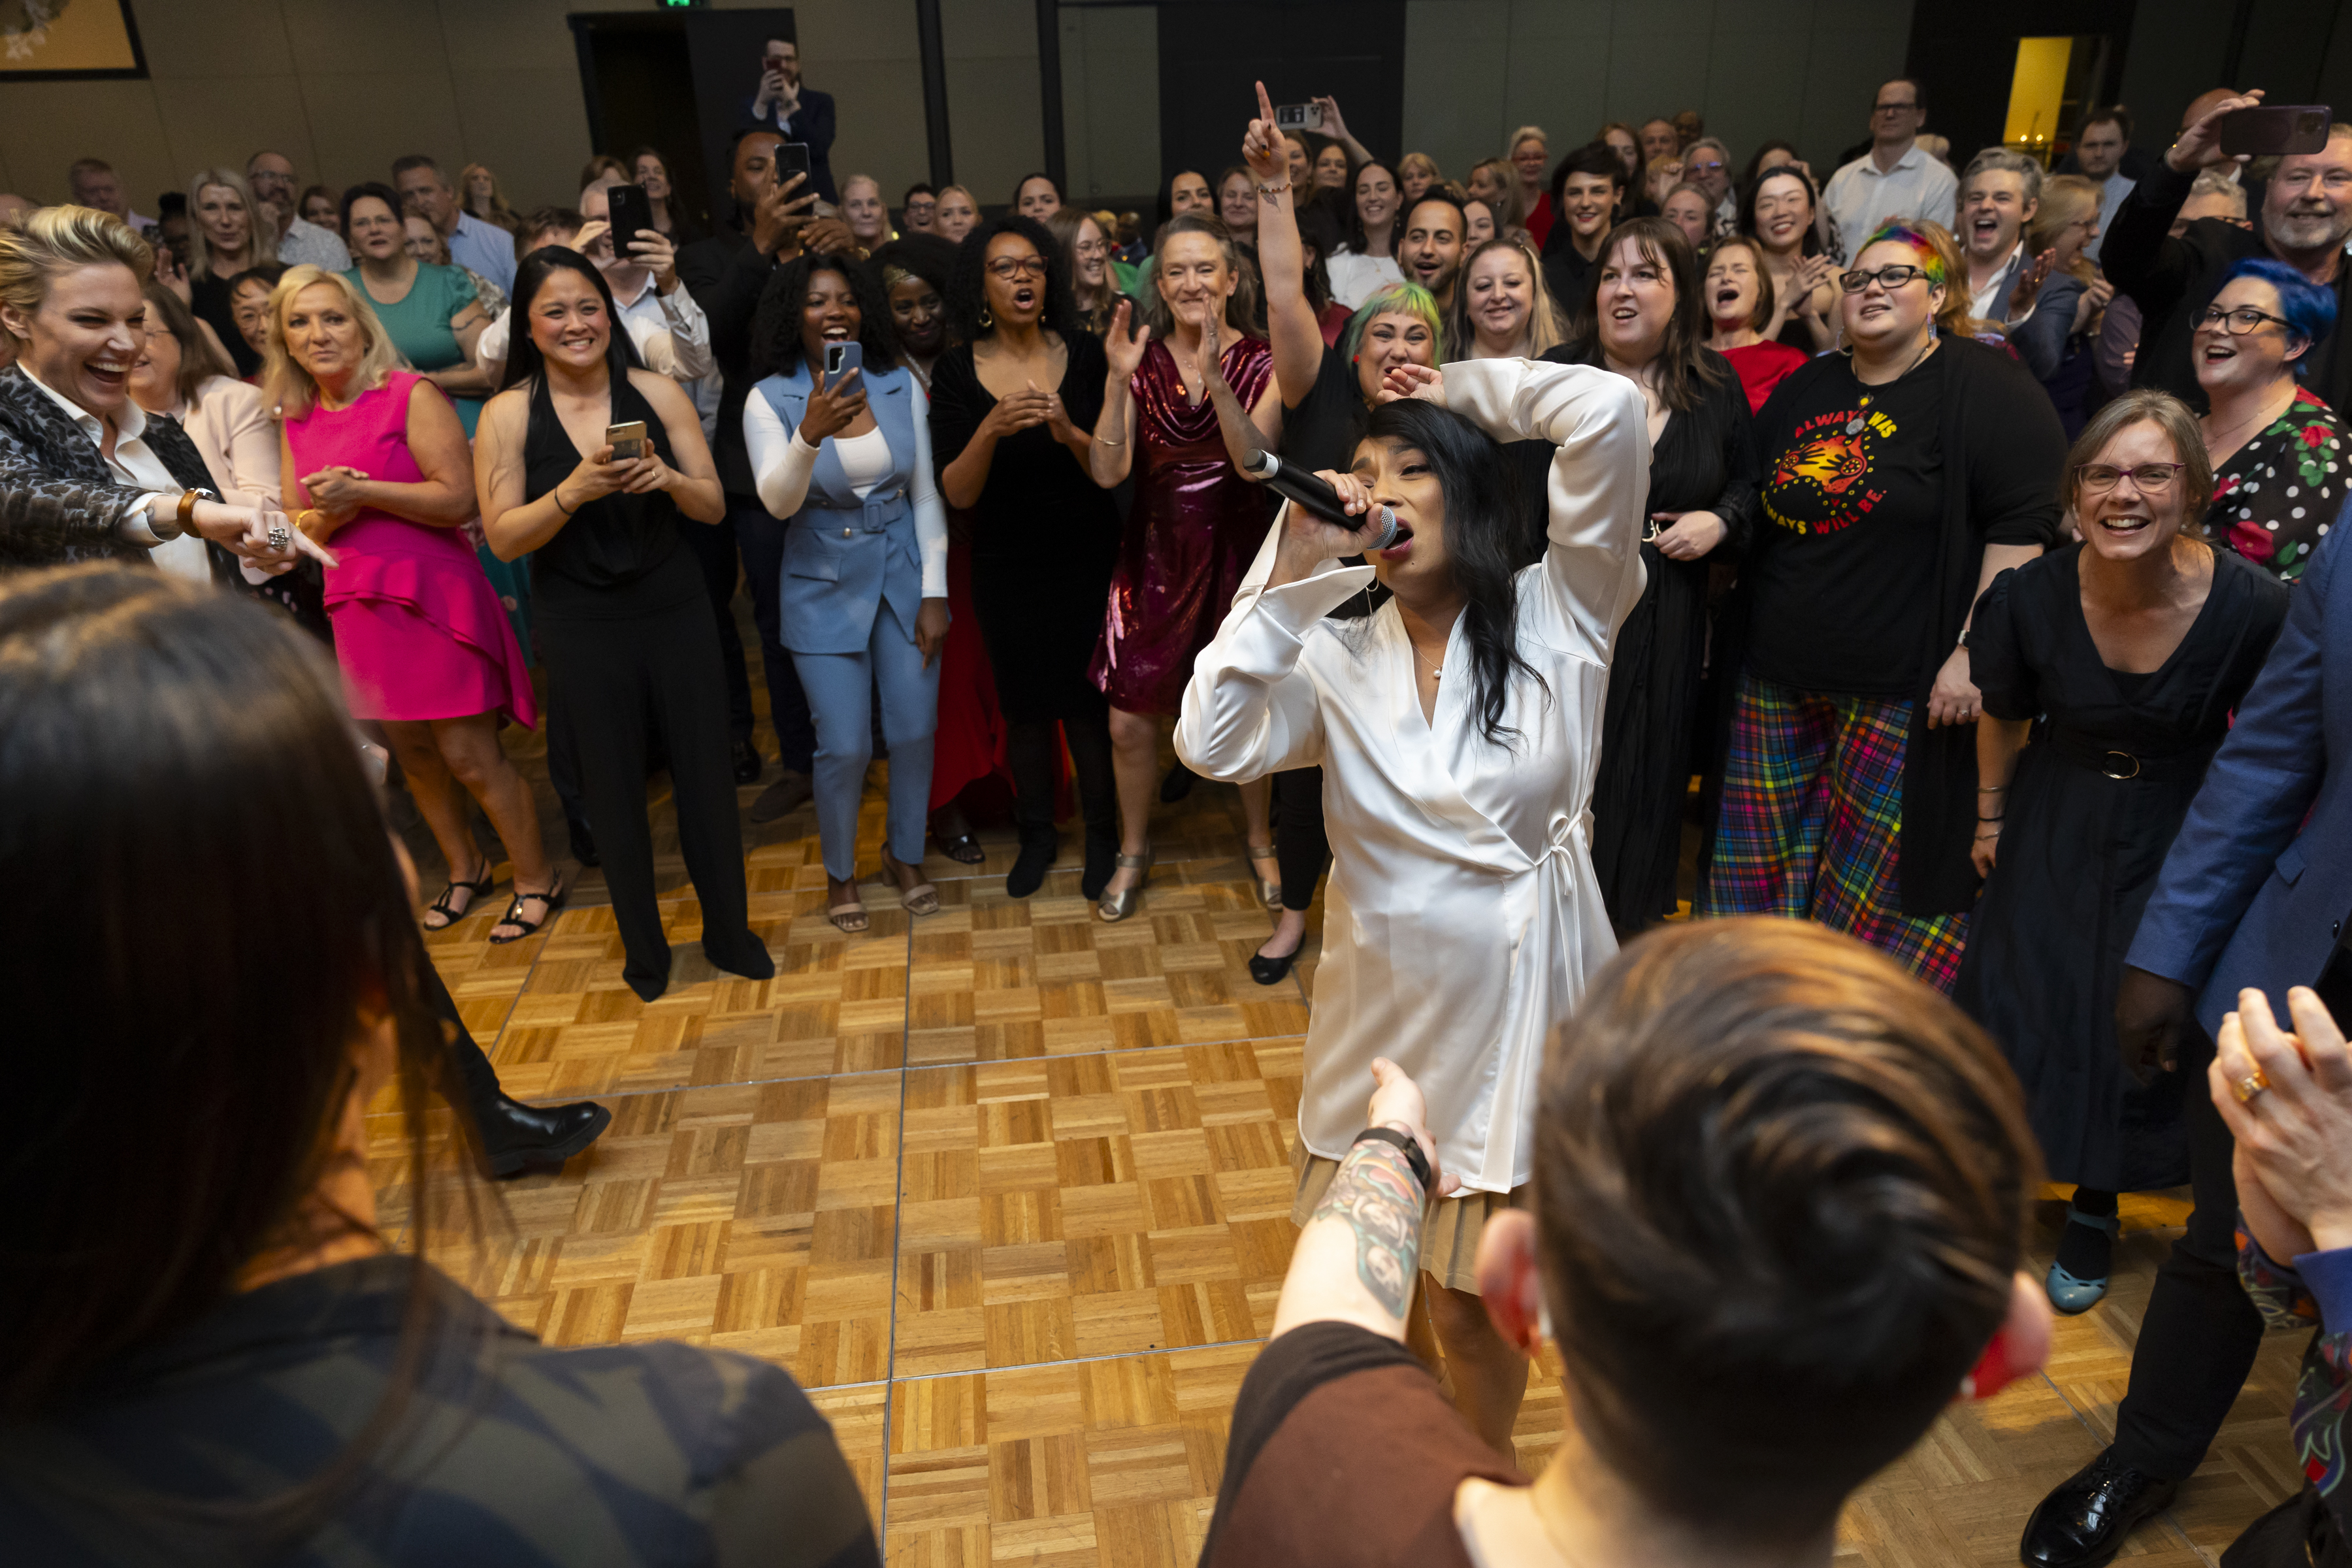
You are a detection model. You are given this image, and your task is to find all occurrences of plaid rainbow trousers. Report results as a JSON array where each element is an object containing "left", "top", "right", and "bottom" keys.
[{"left": 1697, "top": 673, "right": 1970, "bottom": 992}]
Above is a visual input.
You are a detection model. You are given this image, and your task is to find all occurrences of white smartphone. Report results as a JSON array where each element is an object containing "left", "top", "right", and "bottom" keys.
[{"left": 1275, "top": 103, "right": 1324, "bottom": 132}]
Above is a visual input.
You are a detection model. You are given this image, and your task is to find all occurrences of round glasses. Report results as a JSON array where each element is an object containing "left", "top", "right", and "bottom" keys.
[
  {"left": 2076, "top": 463, "right": 2185, "bottom": 493},
  {"left": 2195, "top": 304, "right": 2295, "bottom": 336}
]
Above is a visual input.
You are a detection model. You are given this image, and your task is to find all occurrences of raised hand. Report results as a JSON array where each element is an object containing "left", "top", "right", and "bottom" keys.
[
  {"left": 1377, "top": 362, "right": 1445, "bottom": 406},
  {"left": 1104, "top": 298, "right": 1151, "bottom": 381},
  {"left": 628, "top": 226, "right": 679, "bottom": 293},
  {"left": 1244, "top": 82, "right": 1289, "bottom": 184},
  {"left": 799, "top": 365, "right": 868, "bottom": 444},
  {"left": 751, "top": 172, "right": 815, "bottom": 257},
  {"left": 2168, "top": 89, "right": 2265, "bottom": 174},
  {"left": 2007, "top": 248, "right": 2057, "bottom": 321},
  {"left": 2075, "top": 276, "right": 2116, "bottom": 335}
]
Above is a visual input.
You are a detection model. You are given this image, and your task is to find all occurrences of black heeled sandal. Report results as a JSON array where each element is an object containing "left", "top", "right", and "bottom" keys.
[
  {"left": 489, "top": 875, "right": 566, "bottom": 945},
  {"left": 421, "top": 866, "right": 495, "bottom": 931}
]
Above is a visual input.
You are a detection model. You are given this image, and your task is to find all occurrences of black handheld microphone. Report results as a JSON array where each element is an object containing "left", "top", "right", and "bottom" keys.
[{"left": 1243, "top": 449, "right": 1401, "bottom": 551}]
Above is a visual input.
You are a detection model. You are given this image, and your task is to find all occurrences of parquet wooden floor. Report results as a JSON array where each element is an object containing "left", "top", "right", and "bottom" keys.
[{"left": 367, "top": 650, "right": 2308, "bottom": 1567}]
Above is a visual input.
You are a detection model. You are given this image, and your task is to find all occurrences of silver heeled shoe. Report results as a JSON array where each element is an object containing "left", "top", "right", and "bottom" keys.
[
  {"left": 1246, "top": 841, "right": 1282, "bottom": 911},
  {"left": 1096, "top": 847, "right": 1153, "bottom": 923}
]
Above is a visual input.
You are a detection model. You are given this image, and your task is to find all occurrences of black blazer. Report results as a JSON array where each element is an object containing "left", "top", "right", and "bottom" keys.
[
  {"left": 0, "top": 365, "right": 223, "bottom": 574},
  {"left": 676, "top": 225, "right": 783, "bottom": 500}
]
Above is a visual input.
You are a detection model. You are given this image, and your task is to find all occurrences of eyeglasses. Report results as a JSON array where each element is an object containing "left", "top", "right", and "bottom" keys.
[
  {"left": 2196, "top": 304, "right": 2295, "bottom": 336},
  {"left": 1873, "top": 100, "right": 1919, "bottom": 115},
  {"left": 1686, "top": 159, "right": 1725, "bottom": 174},
  {"left": 2076, "top": 463, "right": 2186, "bottom": 493},
  {"left": 986, "top": 258, "right": 1049, "bottom": 280},
  {"left": 1837, "top": 263, "right": 1927, "bottom": 291}
]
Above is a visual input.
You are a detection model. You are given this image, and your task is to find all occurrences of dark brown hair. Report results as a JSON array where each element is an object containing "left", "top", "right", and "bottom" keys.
[
  {"left": 1706, "top": 235, "right": 1778, "bottom": 333},
  {"left": 1535, "top": 919, "right": 2036, "bottom": 1545},
  {"left": 1567, "top": 216, "right": 1722, "bottom": 411}
]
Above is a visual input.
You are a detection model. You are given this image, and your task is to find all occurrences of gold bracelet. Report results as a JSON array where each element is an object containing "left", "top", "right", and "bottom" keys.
[{"left": 1095, "top": 434, "right": 1126, "bottom": 447}]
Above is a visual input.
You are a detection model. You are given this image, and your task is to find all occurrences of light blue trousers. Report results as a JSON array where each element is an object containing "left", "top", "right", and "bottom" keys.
[{"left": 791, "top": 608, "right": 939, "bottom": 881}]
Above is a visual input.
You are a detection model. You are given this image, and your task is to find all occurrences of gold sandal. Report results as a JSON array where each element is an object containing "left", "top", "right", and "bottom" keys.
[
  {"left": 1096, "top": 846, "right": 1152, "bottom": 923},
  {"left": 1246, "top": 841, "right": 1282, "bottom": 911}
]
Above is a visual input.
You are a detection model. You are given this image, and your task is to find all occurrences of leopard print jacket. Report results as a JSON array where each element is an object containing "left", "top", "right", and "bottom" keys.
[{"left": 0, "top": 363, "right": 219, "bottom": 570}]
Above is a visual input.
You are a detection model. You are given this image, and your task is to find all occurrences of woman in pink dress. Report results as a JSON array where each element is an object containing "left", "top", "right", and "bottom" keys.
[
  {"left": 1084, "top": 214, "right": 1281, "bottom": 921},
  {"left": 267, "top": 265, "right": 559, "bottom": 943}
]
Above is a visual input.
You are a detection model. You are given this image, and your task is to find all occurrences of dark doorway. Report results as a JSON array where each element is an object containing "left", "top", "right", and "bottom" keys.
[
  {"left": 1156, "top": 2, "right": 1405, "bottom": 220},
  {"left": 1907, "top": 0, "right": 2134, "bottom": 169},
  {"left": 570, "top": 8, "right": 796, "bottom": 235}
]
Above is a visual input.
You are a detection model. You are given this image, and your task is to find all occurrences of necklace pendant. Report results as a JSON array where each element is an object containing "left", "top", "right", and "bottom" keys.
[{"left": 1845, "top": 414, "right": 1867, "bottom": 434}]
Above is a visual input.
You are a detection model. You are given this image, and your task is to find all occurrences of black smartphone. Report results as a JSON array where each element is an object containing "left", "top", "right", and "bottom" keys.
[
  {"left": 605, "top": 182, "right": 655, "bottom": 250},
  {"left": 776, "top": 142, "right": 813, "bottom": 189},
  {"left": 2218, "top": 105, "right": 2332, "bottom": 158}
]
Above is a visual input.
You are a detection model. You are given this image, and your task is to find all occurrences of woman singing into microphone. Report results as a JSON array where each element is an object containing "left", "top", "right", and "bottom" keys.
[{"left": 1177, "top": 114, "right": 1650, "bottom": 1452}]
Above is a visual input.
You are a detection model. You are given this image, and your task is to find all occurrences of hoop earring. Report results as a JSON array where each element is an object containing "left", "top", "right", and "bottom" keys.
[{"left": 979, "top": 305, "right": 994, "bottom": 329}]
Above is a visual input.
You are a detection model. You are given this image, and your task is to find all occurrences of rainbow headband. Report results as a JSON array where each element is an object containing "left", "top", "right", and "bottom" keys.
[{"left": 1854, "top": 223, "right": 1946, "bottom": 288}]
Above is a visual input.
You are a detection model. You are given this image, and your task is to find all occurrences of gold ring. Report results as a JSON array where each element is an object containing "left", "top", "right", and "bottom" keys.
[{"left": 2233, "top": 1069, "right": 2271, "bottom": 1103}]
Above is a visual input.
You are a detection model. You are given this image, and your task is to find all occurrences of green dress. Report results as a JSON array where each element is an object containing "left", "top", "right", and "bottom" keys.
[{"left": 344, "top": 261, "right": 534, "bottom": 657}]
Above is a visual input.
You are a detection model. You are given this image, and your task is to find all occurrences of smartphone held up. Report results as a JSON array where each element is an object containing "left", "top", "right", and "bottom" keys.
[{"left": 2217, "top": 105, "right": 2332, "bottom": 158}]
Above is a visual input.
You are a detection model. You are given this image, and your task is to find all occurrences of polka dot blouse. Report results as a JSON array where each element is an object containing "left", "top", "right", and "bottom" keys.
[{"left": 2206, "top": 385, "right": 2345, "bottom": 584}]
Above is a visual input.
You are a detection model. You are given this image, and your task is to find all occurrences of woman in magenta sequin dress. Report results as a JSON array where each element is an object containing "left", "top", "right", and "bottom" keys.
[{"left": 1085, "top": 214, "right": 1283, "bottom": 921}]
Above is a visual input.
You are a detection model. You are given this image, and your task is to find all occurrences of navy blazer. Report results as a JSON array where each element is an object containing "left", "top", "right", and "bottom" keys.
[
  {"left": 2127, "top": 511, "right": 2352, "bottom": 1033},
  {"left": 736, "top": 86, "right": 838, "bottom": 204}
]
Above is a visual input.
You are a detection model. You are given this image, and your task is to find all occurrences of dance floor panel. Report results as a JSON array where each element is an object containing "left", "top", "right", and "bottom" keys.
[{"left": 368, "top": 653, "right": 2308, "bottom": 1567}]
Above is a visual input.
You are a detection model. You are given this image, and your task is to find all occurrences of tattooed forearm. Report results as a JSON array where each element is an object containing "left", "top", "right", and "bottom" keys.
[{"left": 1311, "top": 1134, "right": 1426, "bottom": 1321}]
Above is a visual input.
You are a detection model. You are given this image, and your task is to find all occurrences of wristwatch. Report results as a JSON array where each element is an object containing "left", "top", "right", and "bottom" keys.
[
  {"left": 151, "top": 487, "right": 218, "bottom": 542},
  {"left": 1352, "top": 1126, "right": 1432, "bottom": 1194}
]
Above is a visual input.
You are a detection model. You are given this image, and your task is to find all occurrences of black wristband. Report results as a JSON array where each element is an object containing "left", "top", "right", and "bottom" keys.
[{"left": 1351, "top": 1126, "right": 1431, "bottom": 1195}]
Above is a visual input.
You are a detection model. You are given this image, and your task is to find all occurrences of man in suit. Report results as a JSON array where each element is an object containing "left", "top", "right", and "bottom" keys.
[
  {"left": 2020, "top": 514, "right": 2352, "bottom": 1567},
  {"left": 737, "top": 37, "right": 838, "bottom": 204},
  {"left": 677, "top": 128, "right": 853, "bottom": 825}
]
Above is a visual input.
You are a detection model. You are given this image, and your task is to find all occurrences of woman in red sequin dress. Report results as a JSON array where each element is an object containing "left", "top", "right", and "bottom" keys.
[{"left": 1085, "top": 214, "right": 1282, "bottom": 921}]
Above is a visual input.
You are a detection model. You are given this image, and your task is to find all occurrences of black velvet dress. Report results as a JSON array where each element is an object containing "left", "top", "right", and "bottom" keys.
[
  {"left": 1954, "top": 544, "right": 2289, "bottom": 1190},
  {"left": 1550, "top": 346, "right": 1761, "bottom": 936}
]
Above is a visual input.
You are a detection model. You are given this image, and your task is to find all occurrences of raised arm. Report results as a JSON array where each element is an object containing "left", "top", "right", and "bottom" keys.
[
  {"left": 1415, "top": 357, "right": 1650, "bottom": 657},
  {"left": 1088, "top": 300, "right": 1145, "bottom": 489},
  {"left": 1246, "top": 82, "right": 1326, "bottom": 406}
]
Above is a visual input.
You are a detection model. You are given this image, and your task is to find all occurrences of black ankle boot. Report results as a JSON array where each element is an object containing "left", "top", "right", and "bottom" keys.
[
  {"left": 1006, "top": 828, "right": 1059, "bottom": 898},
  {"left": 1081, "top": 823, "right": 1120, "bottom": 901},
  {"left": 474, "top": 1093, "right": 612, "bottom": 1179}
]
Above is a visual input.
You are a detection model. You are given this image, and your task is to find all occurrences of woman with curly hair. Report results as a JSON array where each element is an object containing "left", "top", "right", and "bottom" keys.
[
  {"left": 747, "top": 250, "right": 949, "bottom": 932},
  {"left": 930, "top": 214, "right": 1124, "bottom": 896}
]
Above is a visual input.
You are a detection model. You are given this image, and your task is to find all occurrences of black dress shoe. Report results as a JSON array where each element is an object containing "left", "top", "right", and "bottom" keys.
[
  {"left": 475, "top": 1094, "right": 613, "bottom": 1179},
  {"left": 1247, "top": 944, "right": 1301, "bottom": 986},
  {"left": 566, "top": 815, "right": 599, "bottom": 868},
  {"left": 1006, "top": 830, "right": 1058, "bottom": 899},
  {"left": 2020, "top": 1449, "right": 2180, "bottom": 1568},
  {"left": 732, "top": 739, "right": 762, "bottom": 785},
  {"left": 749, "top": 769, "right": 814, "bottom": 824},
  {"left": 1081, "top": 825, "right": 1120, "bottom": 901},
  {"left": 1158, "top": 760, "right": 1195, "bottom": 804}
]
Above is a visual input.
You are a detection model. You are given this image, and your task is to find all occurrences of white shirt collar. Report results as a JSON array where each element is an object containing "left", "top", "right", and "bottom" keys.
[
  {"left": 1865, "top": 144, "right": 1925, "bottom": 177},
  {"left": 20, "top": 363, "right": 146, "bottom": 446}
]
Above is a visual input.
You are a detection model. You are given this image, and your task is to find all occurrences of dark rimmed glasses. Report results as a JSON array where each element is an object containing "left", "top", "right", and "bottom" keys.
[
  {"left": 2076, "top": 463, "right": 2186, "bottom": 493},
  {"left": 985, "top": 257, "right": 1050, "bottom": 281},
  {"left": 1837, "top": 263, "right": 1928, "bottom": 292},
  {"left": 2195, "top": 304, "right": 2295, "bottom": 336}
]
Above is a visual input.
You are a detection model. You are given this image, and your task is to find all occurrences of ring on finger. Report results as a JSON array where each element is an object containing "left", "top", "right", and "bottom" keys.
[
  {"left": 2232, "top": 1066, "right": 2272, "bottom": 1103},
  {"left": 266, "top": 525, "right": 291, "bottom": 549}
]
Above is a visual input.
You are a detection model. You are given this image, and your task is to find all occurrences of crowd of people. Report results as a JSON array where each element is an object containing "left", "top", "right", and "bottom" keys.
[{"left": 4, "top": 41, "right": 2352, "bottom": 1568}]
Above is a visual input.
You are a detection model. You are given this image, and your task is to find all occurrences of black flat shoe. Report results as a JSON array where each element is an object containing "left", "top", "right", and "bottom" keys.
[
  {"left": 2019, "top": 1449, "right": 2180, "bottom": 1568},
  {"left": 1247, "top": 946, "right": 1300, "bottom": 986},
  {"left": 732, "top": 739, "right": 763, "bottom": 785},
  {"left": 566, "top": 815, "right": 599, "bottom": 868},
  {"left": 706, "top": 934, "right": 776, "bottom": 981},
  {"left": 475, "top": 1094, "right": 612, "bottom": 1179},
  {"left": 1159, "top": 760, "right": 1195, "bottom": 804},
  {"left": 1006, "top": 831, "right": 1058, "bottom": 899}
]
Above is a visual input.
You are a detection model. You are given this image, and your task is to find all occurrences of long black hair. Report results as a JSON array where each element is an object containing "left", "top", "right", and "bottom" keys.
[
  {"left": 495, "top": 246, "right": 643, "bottom": 394},
  {"left": 1362, "top": 399, "right": 1547, "bottom": 747},
  {"left": 945, "top": 213, "right": 1080, "bottom": 345},
  {"left": 750, "top": 248, "right": 901, "bottom": 380},
  {"left": 1739, "top": 163, "right": 1824, "bottom": 259}
]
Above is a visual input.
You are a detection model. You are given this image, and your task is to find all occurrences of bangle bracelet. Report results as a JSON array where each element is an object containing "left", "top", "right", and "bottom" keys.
[
  {"left": 1977, "top": 785, "right": 2006, "bottom": 792},
  {"left": 1350, "top": 1125, "right": 1431, "bottom": 1194},
  {"left": 1095, "top": 433, "right": 1126, "bottom": 447},
  {"left": 552, "top": 486, "right": 576, "bottom": 516},
  {"left": 1978, "top": 815, "right": 2004, "bottom": 823}
]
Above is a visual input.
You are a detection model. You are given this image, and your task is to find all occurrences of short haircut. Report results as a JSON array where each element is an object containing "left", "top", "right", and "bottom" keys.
[
  {"left": 1508, "top": 124, "right": 1548, "bottom": 154},
  {"left": 1876, "top": 76, "right": 1926, "bottom": 110},
  {"left": 2080, "top": 105, "right": 2132, "bottom": 140},
  {"left": 516, "top": 205, "right": 584, "bottom": 253},
  {"left": 1640, "top": 116, "right": 1674, "bottom": 133},
  {"left": 339, "top": 181, "right": 404, "bottom": 240},
  {"left": 0, "top": 206, "right": 150, "bottom": 342},
  {"left": 1537, "top": 919, "right": 2035, "bottom": 1546},
  {"left": 1404, "top": 190, "right": 1468, "bottom": 240},
  {"left": 389, "top": 154, "right": 448, "bottom": 186},
  {"left": 245, "top": 150, "right": 292, "bottom": 173},
  {"left": 902, "top": 182, "right": 938, "bottom": 204},
  {"left": 2187, "top": 167, "right": 2249, "bottom": 216},
  {"left": 1683, "top": 137, "right": 1731, "bottom": 168},
  {"left": 2066, "top": 388, "right": 2215, "bottom": 524},
  {"left": 1552, "top": 142, "right": 1625, "bottom": 201},
  {"left": 2223, "top": 253, "right": 2340, "bottom": 348},
  {"left": 1961, "top": 146, "right": 2044, "bottom": 206},
  {"left": 67, "top": 158, "right": 114, "bottom": 182}
]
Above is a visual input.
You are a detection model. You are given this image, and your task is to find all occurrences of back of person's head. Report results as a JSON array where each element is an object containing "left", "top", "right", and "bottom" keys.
[
  {"left": 517, "top": 205, "right": 585, "bottom": 255},
  {"left": 1531, "top": 917, "right": 2036, "bottom": 1546},
  {"left": 1550, "top": 141, "right": 1624, "bottom": 203},
  {"left": 499, "top": 246, "right": 642, "bottom": 393},
  {"left": 0, "top": 204, "right": 150, "bottom": 344},
  {"left": 0, "top": 566, "right": 445, "bottom": 1419},
  {"left": 2223, "top": 253, "right": 2340, "bottom": 348},
  {"left": 1959, "top": 146, "right": 2044, "bottom": 207},
  {"left": 750, "top": 248, "right": 901, "bottom": 380},
  {"left": 261, "top": 263, "right": 404, "bottom": 416},
  {"left": 2187, "top": 166, "right": 2250, "bottom": 218},
  {"left": 947, "top": 212, "right": 1079, "bottom": 342}
]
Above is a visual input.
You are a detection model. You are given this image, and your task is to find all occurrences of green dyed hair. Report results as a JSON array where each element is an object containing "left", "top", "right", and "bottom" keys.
[
  {"left": 1339, "top": 280, "right": 1445, "bottom": 368},
  {"left": 1855, "top": 222, "right": 1947, "bottom": 288}
]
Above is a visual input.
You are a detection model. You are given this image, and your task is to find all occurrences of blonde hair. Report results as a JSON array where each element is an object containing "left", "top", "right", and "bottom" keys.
[
  {"left": 1470, "top": 157, "right": 1527, "bottom": 231},
  {"left": 2029, "top": 174, "right": 2102, "bottom": 283},
  {"left": 1398, "top": 152, "right": 1441, "bottom": 188},
  {"left": 188, "top": 167, "right": 272, "bottom": 282},
  {"left": 460, "top": 163, "right": 521, "bottom": 235},
  {"left": 1509, "top": 125, "right": 1548, "bottom": 157},
  {"left": 261, "top": 265, "right": 406, "bottom": 418},
  {"left": 1455, "top": 235, "right": 1567, "bottom": 357},
  {"left": 0, "top": 204, "right": 152, "bottom": 344}
]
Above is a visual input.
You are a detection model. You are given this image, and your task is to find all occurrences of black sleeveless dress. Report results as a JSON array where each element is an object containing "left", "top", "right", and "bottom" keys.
[{"left": 525, "top": 370, "right": 769, "bottom": 1002}]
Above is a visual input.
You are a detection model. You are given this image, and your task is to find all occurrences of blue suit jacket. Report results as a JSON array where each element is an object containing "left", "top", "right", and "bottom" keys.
[
  {"left": 2127, "top": 510, "right": 2352, "bottom": 1034},
  {"left": 751, "top": 362, "right": 922, "bottom": 655},
  {"left": 736, "top": 86, "right": 838, "bottom": 204}
]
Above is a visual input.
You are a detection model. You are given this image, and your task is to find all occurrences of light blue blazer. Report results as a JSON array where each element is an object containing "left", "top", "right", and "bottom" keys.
[
  {"left": 2127, "top": 508, "right": 2352, "bottom": 1034},
  {"left": 751, "top": 362, "right": 930, "bottom": 655}
]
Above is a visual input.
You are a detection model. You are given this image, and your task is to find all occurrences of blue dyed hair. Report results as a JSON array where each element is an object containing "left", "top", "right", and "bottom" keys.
[{"left": 2219, "top": 255, "right": 2338, "bottom": 348}]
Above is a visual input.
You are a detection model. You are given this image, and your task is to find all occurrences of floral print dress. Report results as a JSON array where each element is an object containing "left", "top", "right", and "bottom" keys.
[{"left": 2206, "top": 385, "right": 2346, "bottom": 583}]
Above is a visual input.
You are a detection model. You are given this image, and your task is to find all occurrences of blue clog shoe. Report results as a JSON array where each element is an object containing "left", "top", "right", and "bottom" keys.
[{"left": 2045, "top": 1207, "right": 2122, "bottom": 1315}]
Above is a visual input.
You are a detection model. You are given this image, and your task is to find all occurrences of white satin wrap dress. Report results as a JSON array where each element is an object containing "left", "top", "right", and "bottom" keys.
[{"left": 1175, "top": 357, "right": 1650, "bottom": 1195}]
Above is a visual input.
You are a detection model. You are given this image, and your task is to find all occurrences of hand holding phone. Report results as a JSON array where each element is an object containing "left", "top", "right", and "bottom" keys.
[
  {"left": 823, "top": 341, "right": 864, "bottom": 390},
  {"left": 1275, "top": 103, "right": 1324, "bottom": 132},
  {"left": 799, "top": 343, "right": 870, "bottom": 444},
  {"left": 604, "top": 184, "right": 655, "bottom": 258},
  {"left": 2219, "top": 105, "right": 2332, "bottom": 158},
  {"left": 776, "top": 143, "right": 813, "bottom": 188},
  {"left": 606, "top": 421, "right": 649, "bottom": 462}
]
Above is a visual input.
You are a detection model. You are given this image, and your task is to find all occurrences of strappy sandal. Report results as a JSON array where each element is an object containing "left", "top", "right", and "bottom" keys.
[
  {"left": 1246, "top": 841, "right": 1282, "bottom": 911},
  {"left": 881, "top": 847, "right": 941, "bottom": 916},
  {"left": 421, "top": 865, "right": 495, "bottom": 931},
  {"left": 488, "top": 875, "right": 566, "bottom": 945},
  {"left": 938, "top": 832, "right": 986, "bottom": 864},
  {"left": 828, "top": 886, "right": 869, "bottom": 934}
]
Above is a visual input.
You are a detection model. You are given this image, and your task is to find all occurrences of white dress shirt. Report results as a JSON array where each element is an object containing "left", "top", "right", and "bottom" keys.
[
  {"left": 478, "top": 278, "right": 713, "bottom": 383},
  {"left": 1821, "top": 144, "right": 1961, "bottom": 263},
  {"left": 1326, "top": 250, "right": 1405, "bottom": 311},
  {"left": 742, "top": 389, "right": 950, "bottom": 598},
  {"left": 1969, "top": 241, "right": 2029, "bottom": 323},
  {"left": 277, "top": 216, "right": 350, "bottom": 272},
  {"left": 1176, "top": 357, "right": 1650, "bottom": 1194},
  {"left": 2085, "top": 172, "right": 2136, "bottom": 265},
  {"left": 23, "top": 366, "right": 209, "bottom": 581}
]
